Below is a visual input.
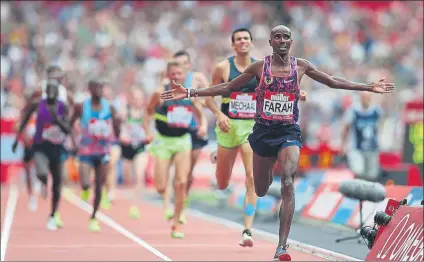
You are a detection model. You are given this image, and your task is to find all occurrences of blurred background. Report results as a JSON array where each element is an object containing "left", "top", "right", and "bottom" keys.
[
  {"left": 1, "top": 1, "right": 423, "bottom": 149},
  {"left": 0, "top": 2, "right": 423, "bottom": 258}
]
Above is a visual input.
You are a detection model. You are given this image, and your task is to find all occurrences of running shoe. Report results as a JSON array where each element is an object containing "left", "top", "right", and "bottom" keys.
[
  {"left": 171, "top": 225, "right": 184, "bottom": 239},
  {"left": 81, "top": 189, "right": 90, "bottom": 202},
  {"left": 100, "top": 189, "right": 111, "bottom": 210},
  {"left": 273, "top": 245, "right": 291, "bottom": 261},
  {"left": 164, "top": 209, "right": 186, "bottom": 224},
  {"left": 54, "top": 212, "right": 64, "bottom": 228},
  {"left": 89, "top": 218, "right": 101, "bottom": 232},
  {"left": 239, "top": 229, "right": 254, "bottom": 247},
  {"left": 129, "top": 206, "right": 141, "bottom": 219},
  {"left": 46, "top": 217, "right": 58, "bottom": 231},
  {"left": 28, "top": 195, "right": 37, "bottom": 212},
  {"left": 164, "top": 209, "right": 174, "bottom": 221}
]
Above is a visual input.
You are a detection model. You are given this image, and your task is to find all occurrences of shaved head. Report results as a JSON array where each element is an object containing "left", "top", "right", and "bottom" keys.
[{"left": 270, "top": 25, "right": 291, "bottom": 38}]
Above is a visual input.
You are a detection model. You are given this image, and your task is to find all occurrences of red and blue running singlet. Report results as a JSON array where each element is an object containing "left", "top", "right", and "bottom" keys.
[{"left": 255, "top": 56, "right": 300, "bottom": 126}]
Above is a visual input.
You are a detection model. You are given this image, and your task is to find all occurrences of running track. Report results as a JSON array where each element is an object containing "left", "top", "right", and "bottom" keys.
[{"left": 1, "top": 184, "right": 353, "bottom": 261}]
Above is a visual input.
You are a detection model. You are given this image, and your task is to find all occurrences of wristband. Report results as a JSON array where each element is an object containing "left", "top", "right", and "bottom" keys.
[{"left": 187, "top": 89, "right": 190, "bottom": 98}]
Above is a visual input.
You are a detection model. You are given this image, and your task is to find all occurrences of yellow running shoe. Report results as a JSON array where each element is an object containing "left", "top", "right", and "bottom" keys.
[
  {"left": 81, "top": 189, "right": 90, "bottom": 202},
  {"left": 171, "top": 225, "right": 184, "bottom": 239},
  {"left": 54, "top": 212, "right": 64, "bottom": 228},
  {"left": 101, "top": 189, "right": 111, "bottom": 210},
  {"left": 164, "top": 209, "right": 173, "bottom": 221},
  {"left": 89, "top": 218, "right": 101, "bottom": 232},
  {"left": 179, "top": 213, "right": 187, "bottom": 224},
  {"left": 129, "top": 206, "right": 140, "bottom": 219}
]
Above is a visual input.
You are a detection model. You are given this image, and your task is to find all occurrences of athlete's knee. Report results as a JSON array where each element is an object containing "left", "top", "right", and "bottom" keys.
[
  {"left": 280, "top": 175, "right": 294, "bottom": 197},
  {"left": 216, "top": 178, "right": 230, "bottom": 190},
  {"left": 255, "top": 185, "right": 268, "bottom": 197},
  {"left": 36, "top": 173, "right": 48, "bottom": 184}
]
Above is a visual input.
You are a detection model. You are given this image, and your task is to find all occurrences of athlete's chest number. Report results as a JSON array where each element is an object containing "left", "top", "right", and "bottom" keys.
[
  {"left": 167, "top": 105, "right": 193, "bottom": 128},
  {"left": 88, "top": 119, "right": 112, "bottom": 139},
  {"left": 42, "top": 124, "right": 66, "bottom": 144},
  {"left": 229, "top": 92, "right": 256, "bottom": 119},
  {"left": 262, "top": 91, "right": 295, "bottom": 121}
]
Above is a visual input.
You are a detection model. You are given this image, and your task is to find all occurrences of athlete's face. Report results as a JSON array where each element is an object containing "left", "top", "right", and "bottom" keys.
[
  {"left": 175, "top": 55, "right": 192, "bottom": 72},
  {"left": 232, "top": 31, "right": 253, "bottom": 54},
  {"left": 46, "top": 84, "right": 58, "bottom": 104},
  {"left": 269, "top": 27, "right": 292, "bottom": 56},
  {"left": 129, "top": 89, "right": 145, "bottom": 108},
  {"left": 360, "top": 92, "right": 372, "bottom": 108},
  {"left": 89, "top": 83, "right": 104, "bottom": 99},
  {"left": 47, "top": 70, "right": 64, "bottom": 85},
  {"left": 167, "top": 65, "right": 186, "bottom": 84}
]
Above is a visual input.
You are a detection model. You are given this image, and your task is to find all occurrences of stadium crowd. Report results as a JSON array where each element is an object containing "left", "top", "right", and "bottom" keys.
[{"left": 1, "top": 1, "right": 422, "bottom": 150}]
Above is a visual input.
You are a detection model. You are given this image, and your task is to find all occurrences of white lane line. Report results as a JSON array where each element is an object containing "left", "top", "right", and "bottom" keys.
[
  {"left": 147, "top": 199, "right": 361, "bottom": 261},
  {"left": 1, "top": 185, "right": 19, "bottom": 261},
  {"left": 63, "top": 189, "right": 172, "bottom": 261}
]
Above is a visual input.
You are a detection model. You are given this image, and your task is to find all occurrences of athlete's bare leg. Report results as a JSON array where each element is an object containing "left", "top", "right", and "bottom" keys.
[
  {"left": 106, "top": 145, "right": 121, "bottom": 201},
  {"left": 187, "top": 148, "right": 202, "bottom": 194},
  {"left": 172, "top": 150, "right": 190, "bottom": 235},
  {"left": 240, "top": 143, "right": 257, "bottom": 232},
  {"left": 215, "top": 145, "right": 238, "bottom": 189},
  {"left": 276, "top": 146, "right": 299, "bottom": 248},
  {"left": 153, "top": 157, "right": 172, "bottom": 216}
]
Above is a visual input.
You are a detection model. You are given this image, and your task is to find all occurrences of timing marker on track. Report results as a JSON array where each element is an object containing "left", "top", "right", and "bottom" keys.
[
  {"left": 1, "top": 184, "right": 19, "bottom": 261},
  {"left": 63, "top": 188, "right": 172, "bottom": 261}
]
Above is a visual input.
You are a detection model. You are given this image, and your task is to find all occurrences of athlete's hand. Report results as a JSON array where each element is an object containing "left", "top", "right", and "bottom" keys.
[
  {"left": 368, "top": 77, "right": 395, "bottom": 94},
  {"left": 47, "top": 104, "right": 59, "bottom": 120},
  {"left": 300, "top": 90, "right": 307, "bottom": 102},
  {"left": 160, "top": 80, "right": 188, "bottom": 101},
  {"left": 217, "top": 112, "right": 231, "bottom": 133},
  {"left": 12, "top": 139, "right": 18, "bottom": 153},
  {"left": 145, "top": 134, "right": 154, "bottom": 145},
  {"left": 197, "top": 124, "right": 207, "bottom": 138}
]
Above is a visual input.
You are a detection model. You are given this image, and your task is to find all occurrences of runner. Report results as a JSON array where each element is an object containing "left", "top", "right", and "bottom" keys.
[
  {"left": 204, "top": 28, "right": 259, "bottom": 247},
  {"left": 103, "top": 84, "right": 121, "bottom": 207},
  {"left": 160, "top": 50, "right": 210, "bottom": 221},
  {"left": 160, "top": 25, "right": 395, "bottom": 260},
  {"left": 145, "top": 60, "right": 207, "bottom": 238},
  {"left": 12, "top": 79, "right": 70, "bottom": 230},
  {"left": 16, "top": 91, "right": 38, "bottom": 211},
  {"left": 119, "top": 87, "right": 150, "bottom": 219},
  {"left": 70, "top": 79, "right": 121, "bottom": 232}
]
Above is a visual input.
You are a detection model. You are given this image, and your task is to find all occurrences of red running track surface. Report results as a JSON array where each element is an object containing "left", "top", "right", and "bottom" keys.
[{"left": 1, "top": 186, "right": 326, "bottom": 261}]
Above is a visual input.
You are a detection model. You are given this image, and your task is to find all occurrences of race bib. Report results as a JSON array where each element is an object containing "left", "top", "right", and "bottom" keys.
[
  {"left": 42, "top": 123, "right": 66, "bottom": 144},
  {"left": 88, "top": 118, "right": 112, "bottom": 140},
  {"left": 262, "top": 91, "right": 295, "bottom": 121},
  {"left": 167, "top": 105, "right": 193, "bottom": 128},
  {"left": 228, "top": 92, "right": 256, "bottom": 119},
  {"left": 128, "top": 122, "right": 145, "bottom": 146}
]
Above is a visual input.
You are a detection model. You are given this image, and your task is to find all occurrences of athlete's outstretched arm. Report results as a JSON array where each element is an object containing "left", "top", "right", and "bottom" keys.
[
  {"left": 12, "top": 101, "right": 38, "bottom": 152},
  {"left": 110, "top": 105, "right": 121, "bottom": 139},
  {"left": 160, "top": 61, "right": 263, "bottom": 101},
  {"left": 299, "top": 59, "right": 395, "bottom": 93}
]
